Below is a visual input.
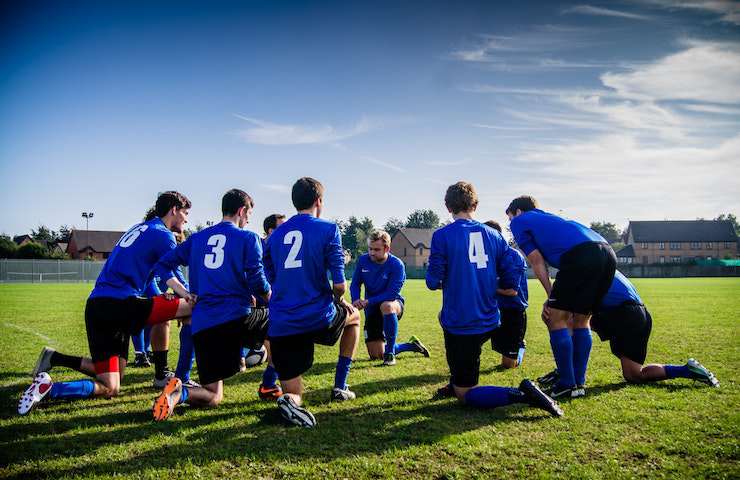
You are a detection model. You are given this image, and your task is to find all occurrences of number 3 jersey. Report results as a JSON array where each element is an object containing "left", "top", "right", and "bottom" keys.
[
  {"left": 154, "top": 221, "right": 270, "bottom": 334},
  {"left": 90, "top": 217, "right": 177, "bottom": 300},
  {"left": 264, "top": 213, "right": 345, "bottom": 337},
  {"left": 425, "top": 219, "right": 519, "bottom": 335}
]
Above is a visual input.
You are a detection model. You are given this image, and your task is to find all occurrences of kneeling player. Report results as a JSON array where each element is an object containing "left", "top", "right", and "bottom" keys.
[
  {"left": 538, "top": 271, "right": 719, "bottom": 389},
  {"left": 427, "top": 182, "right": 562, "bottom": 417},
  {"left": 484, "top": 221, "right": 528, "bottom": 368},
  {"left": 18, "top": 192, "right": 194, "bottom": 415},
  {"left": 150, "top": 189, "right": 281, "bottom": 421},
  {"left": 266, "top": 177, "right": 361, "bottom": 428},
  {"left": 350, "top": 229, "right": 429, "bottom": 366}
]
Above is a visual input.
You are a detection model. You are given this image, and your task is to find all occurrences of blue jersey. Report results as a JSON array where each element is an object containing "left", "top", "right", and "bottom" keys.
[
  {"left": 497, "top": 248, "right": 528, "bottom": 311},
  {"left": 265, "top": 214, "right": 345, "bottom": 337},
  {"left": 426, "top": 219, "right": 518, "bottom": 335},
  {"left": 90, "top": 218, "right": 176, "bottom": 300},
  {"left": 350, "top": 253, "right": 405, "bottom": 306},
  {"left": 154, "top": 221, "right": 269, "bottom": 335},
  {"left": 601, "top": 271, "right": 642, "bottom": 308},
  {"left": 254, "top": 238, "right": 270, "bottom": 308},
  {"left": 143, "top": 267, "right": 188, "bottom": 298},
  {"left": 510, "top": 209, "right": 605, "bottom": 268}
]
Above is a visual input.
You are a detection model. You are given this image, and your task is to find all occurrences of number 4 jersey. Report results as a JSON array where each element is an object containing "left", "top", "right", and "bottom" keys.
[
  {"left": 154, "top": 221, "right": 270, "bottom": 334},
  {"left": 264, "top": 213, "right": 345, "bottom": 337},
  {"left": 90, "top": 217, "right": 177, "bottom": 300},
  {"left": 426, "top": 218, "right": 519, "bottom": 335}
]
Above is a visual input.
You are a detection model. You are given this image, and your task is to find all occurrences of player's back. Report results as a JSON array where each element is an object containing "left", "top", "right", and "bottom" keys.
[
  {"left": 427, "top": 219, "right": 511, "bottom": 334},
  {"left": 91, "top": 218, "right": 175, "bottom": 300},
  {"left": 601, "top": 271, "right": 641, "bottom": 308},
  {"left": 266, "top": 214, "right": 345, "bottom": 336}
]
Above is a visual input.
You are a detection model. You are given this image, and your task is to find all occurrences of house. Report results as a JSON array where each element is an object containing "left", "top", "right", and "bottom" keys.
[
  {"left": 390, "top": 228, "right": 434, "bottom": 268},
  {"left": 66, "top": 229, "right": 125, "bottom": 260},
  {"left": 619, "top": 220, "right": 738, "bottom": 264},
  {"left": 13, "top": 235, "right": 33, "bottom": 246}
]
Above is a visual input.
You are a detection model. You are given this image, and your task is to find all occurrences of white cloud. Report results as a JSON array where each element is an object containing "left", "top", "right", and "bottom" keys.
[
  {"left": 563, "top": 4, "right": 652, "bottom": 20},
  {"left": 259, "top": 183, "right": 290, "bottom": 193},
  {"left": 234, "top": 115, "right": 378, "bottom": 145},
  {"left": 681, "top": 104, "right": 740, "bottom": 115},
  {"left": 424, "top": 159, "right": 471, "bottom": 166},
  {"left": 637, "top": 0, "right": 740, "bottom": 25},
  {"left": 364, "top": 156, "right": 405, "bottom": 173}
]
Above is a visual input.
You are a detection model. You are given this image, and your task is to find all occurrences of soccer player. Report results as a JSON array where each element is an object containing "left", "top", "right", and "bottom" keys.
[
  {"left": 18, "top": 191, "right": 194, "bottom": 415},
  {"left": 151, "top": 189, "right": 280, "bottom": 421},
  {"left": 506, "top": 195, "right": 616, "bottom": 398},
  {"left": 538, "top": 271, "right": 719, "bottom": 388},
  {"left": 484, "top": 221, "right": 528, "bottom": 368},
  {"left": 350, "top": 229, "right": 429, "bottom": 366},
  {"left": 265, "top": 177, "right": 361, "bottom": 428},
  {"left": 427, "top": 182, "right": 562, "bottom": 417}
]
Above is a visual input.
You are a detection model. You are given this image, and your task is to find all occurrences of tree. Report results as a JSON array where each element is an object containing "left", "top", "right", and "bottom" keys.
[
  {"left": 382, "top": 217, "right": 405, "bottom": 237},
  {"left": 589, "top": 221, "right": 621, "bottom": 244},
  {"left": 31, "top": 225, "right": 57, "bottom": 243},
  {"left": 0, "top": 234, "right": 17, "bottom": 258},
  {"left": 16, "top": 242, "right": 50, "bottom": 259},
  {"left": 715, "top": 213, "right": 739, "bottom": 235},
  {"left": 58, "top": 225, "right": 73, "bottom": 242},
  {"left": 405, "top": 209, "right": 441, "bottom": 229},
  {"left": 339, "top": 216, "right": 374, "bottom": 261}
]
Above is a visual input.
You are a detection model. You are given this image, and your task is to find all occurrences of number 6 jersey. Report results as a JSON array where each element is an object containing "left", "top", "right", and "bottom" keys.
[{"left": 264, "top": 213, "right": 345, "bottom": 337}]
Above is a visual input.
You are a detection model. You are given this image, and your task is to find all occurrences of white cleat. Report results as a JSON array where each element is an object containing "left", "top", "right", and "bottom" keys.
[
  {"left": 18, "top": 372, "right": 53, "bottom": 416},
  {"left": 687, "top": 358, "right": 719, "bottom": 387},
  {"left": 277, "top": 396, "right": 317, "bottom": 428}
]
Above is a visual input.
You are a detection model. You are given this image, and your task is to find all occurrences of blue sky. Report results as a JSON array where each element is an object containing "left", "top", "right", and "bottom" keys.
[{"left": 1, "top": 0, "right": 739, "bottom": 237}]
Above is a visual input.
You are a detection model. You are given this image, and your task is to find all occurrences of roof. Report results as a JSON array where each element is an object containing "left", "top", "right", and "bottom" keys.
[
  {"left": 69, "top": 229, "right": 125, "bottom": 253},
  {"left": 393, "top": 228, "right": 434, "bottom": 248},
  {"left": 628, "top": 220, "right": 737, "bottom": 242},
  {"left": 616, "top": 245, "right": 635, "bottom": 257},
  {"left": 13, "top": 235, "right": 32, "bottom": 244}
]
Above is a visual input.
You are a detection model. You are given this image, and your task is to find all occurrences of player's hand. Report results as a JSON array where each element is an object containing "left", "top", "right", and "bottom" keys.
[
  {"left": 163, "top": 292, "right": 176, "bottom": 301},
  {"left": 340, "top": 297, "right": 357, "bottom": 314},
  {"left": 352, "top": 299, "right": 365, "bottom": 310},
  {"left": 541, "top": 301, "right": 551, "bottom": 322},
  {"left": 185, "top": 293, "right": 198, "bottom": 306},
  {"left": 250, "top": 295, "right": 257, "bottom": 307}
]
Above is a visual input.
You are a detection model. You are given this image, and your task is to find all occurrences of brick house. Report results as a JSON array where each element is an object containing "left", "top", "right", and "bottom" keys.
[
  {"left": 618, "top": 220, "right": 738, "bottom": 264},
  {"left": 66, "top": 229, "right": 125, "bottom": 260},
  {"left": 390, "top": 228, "right": 434, "bottom": 268}
]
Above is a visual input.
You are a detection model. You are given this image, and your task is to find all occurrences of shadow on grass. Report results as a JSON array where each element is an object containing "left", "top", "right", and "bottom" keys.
[{"left": 1, "top": 373, "right": 556, "bottom": 479}]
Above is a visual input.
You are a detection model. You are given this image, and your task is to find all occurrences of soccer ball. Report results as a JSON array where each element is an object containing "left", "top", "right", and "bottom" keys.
[{"left": 244, "top": 345, "right": 267, "bottom": 368}]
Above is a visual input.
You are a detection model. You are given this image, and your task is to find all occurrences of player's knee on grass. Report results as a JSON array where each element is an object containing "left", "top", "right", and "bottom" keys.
[
  {"left": 501, "top": 356, "right": 518, "bottom": 369},
  {"left": 620, "top": 357, "right": 644, "bottom": 383},
  {"left": 453, "top": 385, "right": 472, "bottom": 403},
  {"left": 366, "top": 340, "right": 384, "bottom": 359}
]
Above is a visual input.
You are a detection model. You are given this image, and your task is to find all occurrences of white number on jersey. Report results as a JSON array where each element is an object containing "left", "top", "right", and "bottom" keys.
[
  {"left": 204, "top": 234, "right": 227, "bottom": 269},
  {"left": 118, "top": 225, "right": 149, "bottom": 248},
  {"left": 468, "top": 231, "right": 489, "bottom": 269},
  {"left": 284, "top": 230, "right": 303, "bottom": 269}
]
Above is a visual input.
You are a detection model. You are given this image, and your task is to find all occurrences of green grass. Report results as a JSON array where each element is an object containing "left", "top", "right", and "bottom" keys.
[{"left": 1, "top": 279, "right": 739, "bottom": 479}]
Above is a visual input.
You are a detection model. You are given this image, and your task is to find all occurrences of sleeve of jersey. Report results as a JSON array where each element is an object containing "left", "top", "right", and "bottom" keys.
[
  {"left": 245, "top": 234, "right": 270, "bottom": 295},
  {"left": 153, "top": 238, "right": 190, "bottom": 284},
  {"left": 263, "top": 236, "right": 275, "bottom": 285},
  {"left": 349, "top": 260, "right": 362, "bottom": 302},
  {"left": 325, "top": 225, "right": 346, "bottom": 284},
  {"left": 510, "top": 218, "right": 536, "bottom": 257},
  {"left": 425, "top": 230, "right": 446, "bottom": 290},
  {"left": 496, "top": 242, "right": 519, "bottom": 290},
  {"left": 367, "top": 259, "right": 405, "bottom": 306},
  {"left": 144, "top": 277, "right": 162, "bottom": 297}
]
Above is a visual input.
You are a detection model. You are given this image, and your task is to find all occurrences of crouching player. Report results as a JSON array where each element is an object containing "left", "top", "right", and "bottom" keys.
[
  {"left": 18, "top": 191, "right": 194, "bottom": 415},
  {"left": 427, "top": 182, "right": 562, "bottom": 417},
  {"left": 484, "top": 221, "right": 528, "bottom": 368},
  {"left": 266, "top": 177, "right": 361, "bottom": 428},
  {"left": 350, "top": 229, "right": 429, "bottom": 366},
  {"left": 151, "top": 189, "right": 282, "bottom": 421},
  {"left": 538, "top": 271, "right": 719, "bottom": 389}
]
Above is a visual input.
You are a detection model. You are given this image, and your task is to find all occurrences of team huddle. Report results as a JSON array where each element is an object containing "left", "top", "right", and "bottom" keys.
[{"left": 17, "top": 178, "right": 719, "bottom": 427}]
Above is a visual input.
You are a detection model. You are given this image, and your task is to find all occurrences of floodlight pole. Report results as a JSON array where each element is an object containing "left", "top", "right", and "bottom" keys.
[{"left": 81, "top": 212, "right": 94, "bottom": 269}]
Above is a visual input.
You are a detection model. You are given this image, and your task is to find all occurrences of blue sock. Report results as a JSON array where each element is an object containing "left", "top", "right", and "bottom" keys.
[
  {"left": 549, "top": 328, "right": 575, "bottom": 388},
  {"left": 144, "top": 326, "right": 152, "bottom": 352},
  {"left": 464, "top": 386, "right": 522, "bottom": 408},
  {"left": 132, "top": 329, "right": 145, "bottom": 353},
  {"left": 175, "top": 324, "right": 195, "bottom": 381},
  {"left": 572, "top": 328, "right": 592, "bottom": 386},
  {"left": 178, "top": 385, "right": 189, "bottom": 404},
  {"left": 664, "top": 364, "right": 691, "bottom": 379},
  {"left": 334, "top": 355, "right": 352, "bottom": 390},
  {"left": 240, "top": 346, "right": 248, "bottom": 358},
  {"left": 383, "top": 313, "right": 398, "bottom": 356},
  {"left": 394, "top": 342, "right": 415, "bottom": 354},
  {"left": 49, "top": 379, "right": 95, "bottom": 399},
  {"left": 262, "top": 365, "right": 279, "bottom": 388}
]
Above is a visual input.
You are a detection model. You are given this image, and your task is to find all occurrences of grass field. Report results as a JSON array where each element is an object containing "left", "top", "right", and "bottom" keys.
[{"left": 0, "top": 278, "right": 738, "bottom": 479}]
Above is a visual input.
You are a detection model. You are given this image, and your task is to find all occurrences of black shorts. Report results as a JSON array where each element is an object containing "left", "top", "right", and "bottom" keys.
[
  {"left": 85, "top": 296, "right": 155, "bottom": 364},
  {"left": 364, "top": 299, "right": 404, "bottom": 343},
  {"left": 591, "top": 303, "right": 652, "bottom": 364},
  {"left": 443, "top": 328, "right": 498, "bottom": 388},
  {"left": 490, "top": 308, "right": 527, "bottom": 359},
  {"left": 548, "top": 242, "right": 616, "bottom": 315},
  {"left": 192, "top": 307, "right": 269, "bottom": 385},
  {"left": 269, "top": 303, "right": 350, "bottom": 381}
]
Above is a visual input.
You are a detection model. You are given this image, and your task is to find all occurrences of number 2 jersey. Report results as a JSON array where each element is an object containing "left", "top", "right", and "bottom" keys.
[
  {"left": 90, "top": 217, "right": 177, "bottom": 300},
  {"left": 154, "top": 221, "right": 270, "bottom": 335},
  {"left": 426, "top": 219, "right": 519, "bottom": 335},
  {"left": 264, "top": 214, "right": 345, "bottom": 337}
]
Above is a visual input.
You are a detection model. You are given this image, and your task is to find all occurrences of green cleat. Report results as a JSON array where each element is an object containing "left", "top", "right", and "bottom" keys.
[{"left": 687, "top": 358, "right": 719, "bottom": 387}]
